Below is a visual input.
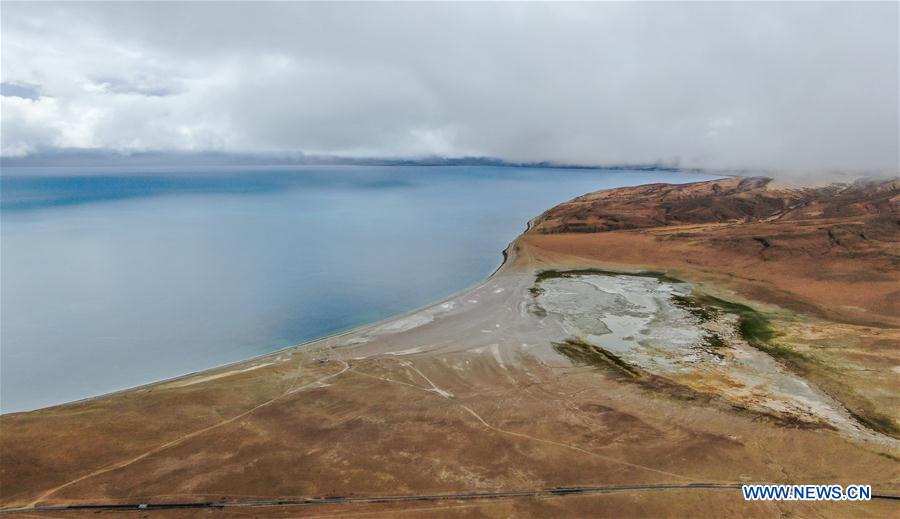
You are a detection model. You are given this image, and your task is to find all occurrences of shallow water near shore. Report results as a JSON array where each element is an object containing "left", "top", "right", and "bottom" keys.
[{"left": 1, "top": 165, "right": 717, "bottom": 412}]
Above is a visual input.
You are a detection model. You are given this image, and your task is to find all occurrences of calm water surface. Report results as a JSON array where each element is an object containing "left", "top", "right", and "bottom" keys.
[{"left": 1, "top": 166, "right": 716, "bottom": 412}]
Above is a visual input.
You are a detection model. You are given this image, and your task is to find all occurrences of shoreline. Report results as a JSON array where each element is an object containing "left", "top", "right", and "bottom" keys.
[
  {"left": 2, "top": 175, "right": 897, "bottom": 514},
  {"left": 5, "top": 165, "right": 705, "bottom": 416},
  {"left": 4, "top": 218, "right": 528, "bottom": 417}
]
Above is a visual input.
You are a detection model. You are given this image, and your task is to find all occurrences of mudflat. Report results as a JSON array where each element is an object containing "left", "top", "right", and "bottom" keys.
[{"left": 1, "top": 177, "right": 898, "bottom": 517}]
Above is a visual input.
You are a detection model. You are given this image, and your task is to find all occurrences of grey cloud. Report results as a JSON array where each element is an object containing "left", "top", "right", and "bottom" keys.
[
  {"left": 1, "top": 82, "right": 41, "bottom": 100},
  {"left": 92, "top": 76, "right": 178, "bottom": 97},
  {"left": 1, "top": 1, "right": 897, "bottom": 174}
]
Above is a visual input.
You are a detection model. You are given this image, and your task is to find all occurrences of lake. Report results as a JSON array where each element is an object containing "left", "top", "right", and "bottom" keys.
[{"left": 0, "top": 165, "right": 716, "bottom": 412}]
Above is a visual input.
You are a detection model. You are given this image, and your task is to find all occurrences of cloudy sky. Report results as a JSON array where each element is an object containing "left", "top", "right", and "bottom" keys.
[{"left": 2, "top": 1, "right": 897, "bottom": 172}]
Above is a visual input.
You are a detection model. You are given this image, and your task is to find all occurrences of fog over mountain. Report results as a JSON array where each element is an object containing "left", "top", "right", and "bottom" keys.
[{"left": 2, "top": 1, "right": 897, "bottom": 174}]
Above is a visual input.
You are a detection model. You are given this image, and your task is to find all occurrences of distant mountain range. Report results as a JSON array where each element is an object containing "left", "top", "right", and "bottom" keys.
[{"left": 1, "top": 149, "right": 682, "bottom": 171}]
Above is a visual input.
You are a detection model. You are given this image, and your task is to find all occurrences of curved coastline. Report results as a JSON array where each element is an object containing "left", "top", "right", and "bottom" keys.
[
  {"left": 0, "top": 171, "right": 724, "bottom": 416},
  {"left": 3, "top": 168, "right": 730, "bottom": 415},
  {"left": 10, "top": 214, "right": 530, "bottom": 415},
  {"left": 3, "top": 175, "right": 899, "bottom": 515}
]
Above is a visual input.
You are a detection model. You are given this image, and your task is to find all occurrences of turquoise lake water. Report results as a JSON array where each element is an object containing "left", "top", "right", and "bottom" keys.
[{"left": 0, "top": 165, "right": 717, "bottom": 412}]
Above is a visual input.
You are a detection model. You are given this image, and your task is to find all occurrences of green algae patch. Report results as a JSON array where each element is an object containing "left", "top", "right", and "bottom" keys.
[
  {"left": 670, "top": 294, "right": 717, "bottom": 322},
  {"left": 676, "top": 292, "right": 809, "bottom": 368},
  {"left": 701, "top": 332, "right": 727, "bottom": 351},
  {"left": 683, "top": 294, "right": 900, "bottom": 438},
  {"left": 673, "top": 290, "right": 782, "bottom": 352},
  {"left": 700, "top": 295, "right": 778, "bottom": 346}
]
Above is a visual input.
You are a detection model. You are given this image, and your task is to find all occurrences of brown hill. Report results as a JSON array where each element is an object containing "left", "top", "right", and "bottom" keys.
[
  {"left": 524, "top": 176, "right": 900, "bottom": 326},
  {"left": 531, "top": 176, "right": 899, "bottom": 234},
  {"left": 517, "top": 176, "right": 900, "bottom": 445}
]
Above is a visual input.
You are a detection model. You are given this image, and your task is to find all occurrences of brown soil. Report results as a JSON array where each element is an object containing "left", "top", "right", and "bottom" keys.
[
  {"left": 525, "top": 176, "right": 899, "bottom": 326},
  {"left": 518, "top": 176, "right": 900, "bottom": 441},
  {"left": 1, "top": 176, "right": 898, "bottom": 517}
]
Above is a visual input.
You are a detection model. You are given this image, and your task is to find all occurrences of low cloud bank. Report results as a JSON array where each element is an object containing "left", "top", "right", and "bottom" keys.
[{"left": 2, "top": 2, "right": 897, "bottom": 175}]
